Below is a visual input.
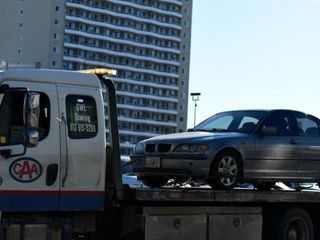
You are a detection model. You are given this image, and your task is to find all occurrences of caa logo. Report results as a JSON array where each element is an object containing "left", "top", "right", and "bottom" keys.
[{"left": 9, "top": 158, "right": 42, "bottom": 183}]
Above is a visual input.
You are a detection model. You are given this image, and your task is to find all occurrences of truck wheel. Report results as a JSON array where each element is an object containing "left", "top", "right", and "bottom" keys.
[
  {"left": 140, "top": 176, "right": 168, "bottom": 188},
  {"left": 275, "top": 208, "right": 314, "bottom": 240},
  {"left": 208, "top": 151, "right": 241, "bottom": 190}
]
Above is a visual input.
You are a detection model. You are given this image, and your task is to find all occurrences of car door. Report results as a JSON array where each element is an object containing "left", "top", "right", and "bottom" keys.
[
  {"left": 0, "top": 81, "right": 60, "bottom": 212},
  {"left": 253, "top": 110, "right": 299, "bottom": 180},
  {"left": 291, "top": 112, "right": 320, "bottom": 180},
  {"left": 57, "top": 84, "right": 106, "bottom": 211}
]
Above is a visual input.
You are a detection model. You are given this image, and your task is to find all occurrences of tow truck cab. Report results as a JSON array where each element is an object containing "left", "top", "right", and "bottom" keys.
[{"left": 0, "top": 69, "right": 121, "bottom": 212}]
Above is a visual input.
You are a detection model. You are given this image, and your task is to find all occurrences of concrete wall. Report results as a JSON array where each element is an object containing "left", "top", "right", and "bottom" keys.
[{"left": 0, "top": 0, "right": 65, "bottom": 69}]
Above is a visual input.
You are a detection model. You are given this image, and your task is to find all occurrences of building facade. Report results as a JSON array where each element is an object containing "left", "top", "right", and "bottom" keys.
[{"left": 0, "top": 0, "right": 193, "bottom": 158}]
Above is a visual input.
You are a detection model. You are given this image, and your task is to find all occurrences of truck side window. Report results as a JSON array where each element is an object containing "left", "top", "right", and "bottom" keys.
[
  {"left": 66, "top": 95, "right": 98, "bottom": 139},
  {"left": 0, "top": 91, "right": 50, "bottom": 145}
]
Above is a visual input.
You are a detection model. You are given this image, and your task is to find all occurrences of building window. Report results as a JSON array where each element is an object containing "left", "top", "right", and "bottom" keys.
[
  {"left": 54, "top": 19, "right": 59, "bottom": 25},
  {"left": 53, "top": 33, "right": 58, "bottom": 39},
  {"left": 55, "top": 6, "right": 60, "bottom": 11},
  {"left": 18, "top": 49, "right": 22, "bottom": 55},
  {"left": 52, "top": 61, "right": 56, "bottom": 66},
  {"left": 19, "top": 23, "right": 23, "bottom": 27},
  {"left": 20, "top": 9, "right": 24, "bottom": 15}
]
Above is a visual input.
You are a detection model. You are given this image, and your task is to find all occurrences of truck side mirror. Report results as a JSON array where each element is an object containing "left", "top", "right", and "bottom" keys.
[
  {"left": 27, "top": 92, "right": 40, "bottom": 129},
  {"left": 24, "top": 92, "right": 40, "bottom": 147},
  {"left": 27, "top": 129, "right": 39, "bottom": 147}
]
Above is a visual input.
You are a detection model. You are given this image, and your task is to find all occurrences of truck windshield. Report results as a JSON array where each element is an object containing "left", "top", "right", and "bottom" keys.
[{"left": 193, "top": 110, "right": 267, "bottom": 133}]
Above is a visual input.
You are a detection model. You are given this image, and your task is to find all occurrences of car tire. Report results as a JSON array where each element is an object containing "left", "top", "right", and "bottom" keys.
[
  {"left": 208, "top": 151, "right": 241, "bottom": 190},
  {"left": 140, "top": 176, "right": 168, "bottom": 188}
]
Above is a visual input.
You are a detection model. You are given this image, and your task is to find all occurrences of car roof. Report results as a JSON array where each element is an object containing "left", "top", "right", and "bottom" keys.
[{"left": 218, "top": 109, "right": 318, "bottom": 119}]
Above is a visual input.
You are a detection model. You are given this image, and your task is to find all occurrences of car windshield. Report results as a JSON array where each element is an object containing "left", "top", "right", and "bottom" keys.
[{"left": 193, "top": 110, "right": 267, "bottom": 133}]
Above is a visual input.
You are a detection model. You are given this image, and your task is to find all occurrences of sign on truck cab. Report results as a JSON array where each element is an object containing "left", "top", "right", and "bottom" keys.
[{"left": 0, "top": 69, "right": 111, "bottom": 212}]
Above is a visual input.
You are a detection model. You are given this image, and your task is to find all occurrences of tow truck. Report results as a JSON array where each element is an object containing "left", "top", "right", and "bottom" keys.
[{"left": 0, "top": 68, "right": 318, "bottom": 240}]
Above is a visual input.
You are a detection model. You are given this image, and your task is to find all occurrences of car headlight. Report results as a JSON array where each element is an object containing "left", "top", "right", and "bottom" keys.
[
  {"left": 134, "top": 142, "right": 145, "bottom": 153},
  {"left": 173, "top": 144, "right": 208, "bottom": 153}
]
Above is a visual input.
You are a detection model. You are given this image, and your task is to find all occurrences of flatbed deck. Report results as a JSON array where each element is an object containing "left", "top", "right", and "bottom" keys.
[{"left": 124, "top": 185, "right": 320, "bottom": 204}]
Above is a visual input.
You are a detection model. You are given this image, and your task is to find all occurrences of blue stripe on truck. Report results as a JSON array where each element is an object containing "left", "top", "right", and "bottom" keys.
[{"left": 0, "top": 190, "right": 104, "bottom": 212}]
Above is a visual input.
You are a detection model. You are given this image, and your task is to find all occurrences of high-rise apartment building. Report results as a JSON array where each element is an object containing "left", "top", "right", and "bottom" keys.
[{"left": 0, "top": 0, "right": 193, "bottom": 159}]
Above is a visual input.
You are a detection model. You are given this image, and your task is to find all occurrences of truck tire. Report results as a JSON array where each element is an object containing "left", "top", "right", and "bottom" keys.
[
  {"left": 207, "top": 151, "right": 241, "bottom": 190},
  {"left": 140, "top": 176, "right": 168, "bottom": 188},
  {"left": 274, "top": 208, "right": 314, "bottom": 240}
]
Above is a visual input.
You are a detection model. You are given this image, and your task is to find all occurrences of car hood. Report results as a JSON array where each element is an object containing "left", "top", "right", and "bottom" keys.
[{"left": 144, "top": 131, "right": 248, "bottom": 143}]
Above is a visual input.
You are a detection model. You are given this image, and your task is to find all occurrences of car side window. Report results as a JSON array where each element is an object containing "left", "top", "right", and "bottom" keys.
[
  {"left": 292, "top": 112, "right": 320, "bottom": 137},
  {"left": 0, "top": 91, "right": 50, "bottom": 145},
  {"left": 261, "top": 111, "right": 294, "bottom": 136},
  {"left": 238, "top": 116, "right": 259, "bottom": 131}
]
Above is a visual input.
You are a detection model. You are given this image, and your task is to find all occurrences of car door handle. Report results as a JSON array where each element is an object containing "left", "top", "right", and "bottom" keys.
[{"left": 288, "top": 139, "right": 299, "bottom": 145}]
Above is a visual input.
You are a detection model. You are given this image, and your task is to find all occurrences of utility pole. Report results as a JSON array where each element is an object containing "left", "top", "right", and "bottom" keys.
[{"left": 191, "top": 92, "right": 201, "bottom": 127}]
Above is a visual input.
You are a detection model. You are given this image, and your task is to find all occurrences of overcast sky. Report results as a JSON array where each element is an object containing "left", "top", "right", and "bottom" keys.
[{"left": 187, "top": 0, "right": 320, "bottom": 128}]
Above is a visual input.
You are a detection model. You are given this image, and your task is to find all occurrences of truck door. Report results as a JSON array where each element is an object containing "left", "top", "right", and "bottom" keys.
[
  {"left": 57, "top": 84, "right": 106, "bottom": 211},
  {"left": 0, "top": 81, "right": 60, "bottom": 212}
]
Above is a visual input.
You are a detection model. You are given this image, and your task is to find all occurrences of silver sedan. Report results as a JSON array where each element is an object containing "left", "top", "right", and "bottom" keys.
[{"left": 130, "top": 110, "right": 320, "bottom": 189}]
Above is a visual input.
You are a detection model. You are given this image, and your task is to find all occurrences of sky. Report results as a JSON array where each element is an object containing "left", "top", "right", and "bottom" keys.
[{"left": 187, "top": 0, "right": 320, "bottom": 128}]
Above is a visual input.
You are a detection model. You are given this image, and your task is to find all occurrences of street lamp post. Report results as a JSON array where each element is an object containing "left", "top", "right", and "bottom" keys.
[{"left": 191, "top": 92, "right": 201, "bottom": 127}]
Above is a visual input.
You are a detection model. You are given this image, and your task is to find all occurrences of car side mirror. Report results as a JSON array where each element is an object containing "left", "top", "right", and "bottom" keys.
[{"left": 262, "top": 126, "right": 277, "bottom": 136}]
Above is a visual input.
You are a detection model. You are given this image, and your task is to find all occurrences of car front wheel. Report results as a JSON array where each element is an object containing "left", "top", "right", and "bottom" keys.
[{"left": 208, "top": 151, "right": 241, "bottom": 190}]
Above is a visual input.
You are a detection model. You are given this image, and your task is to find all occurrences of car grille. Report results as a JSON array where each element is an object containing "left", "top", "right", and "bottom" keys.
[{"left": 146, "top": 143, "right": 172, "bottom": 153}]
